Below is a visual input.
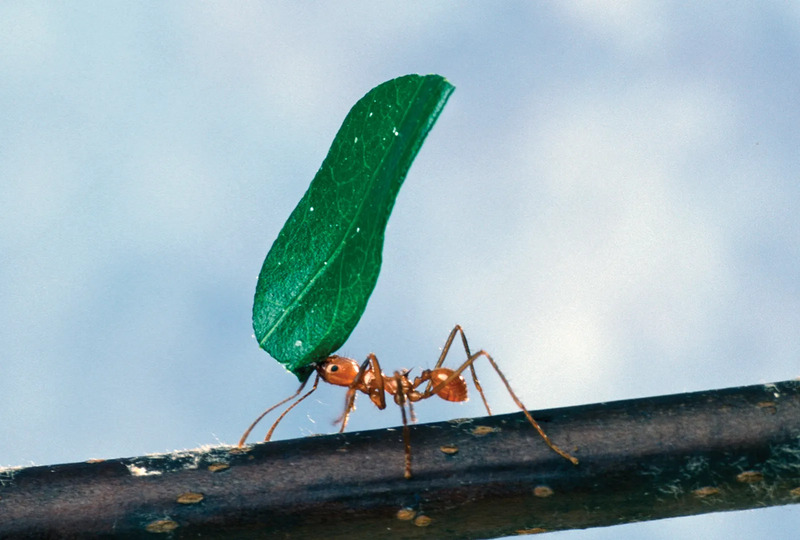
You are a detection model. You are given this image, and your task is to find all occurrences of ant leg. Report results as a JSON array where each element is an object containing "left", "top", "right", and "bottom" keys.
[
  {"left": 468, "top": 362, "right": 491, "bottom": 415},
  {"left": 263, "top": 374, "right": 321, "bottom": 441},
  {"left": 470, "top": 349, "right": 578, "bottom": 465},
  {"left": 456, "top": 327, "right": 493, "bottom": 415},
  {"left": 432, "top": 325, "right": 461, "bottom": 369},
  {"left": 237, "top": 374, "right": 316, "bottom": 447},
  {"left": 338, "top": 353, "right": 386, "bottom": 432},
  {"left": 421, "top": 325, "right": 460, "bottom": 396},
  {"left": 338, "top": 387, "right": 358, "bottom": 432},
  {"left": 394, "top": 373, "right": 413, "bottom": 479},
  {"left": 365, "top": 354, "right": 387, "bottom": 409},
  {"left": 423, "top": 330, "right": 579, "bottom": 466}
]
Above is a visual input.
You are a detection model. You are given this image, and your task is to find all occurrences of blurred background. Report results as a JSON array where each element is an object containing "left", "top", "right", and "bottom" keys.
[{"left": 1, "top": 2, "right": 798, "bottom": 538}]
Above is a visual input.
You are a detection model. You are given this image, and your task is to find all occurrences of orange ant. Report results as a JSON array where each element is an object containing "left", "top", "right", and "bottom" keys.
[{"left": 238, "top": 325, "right": 578, "bottom": 478}]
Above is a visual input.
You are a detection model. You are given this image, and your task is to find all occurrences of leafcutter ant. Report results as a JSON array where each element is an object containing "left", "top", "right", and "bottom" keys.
[{"left": 238, "top": 325, "right": 578, "bottom": 478}]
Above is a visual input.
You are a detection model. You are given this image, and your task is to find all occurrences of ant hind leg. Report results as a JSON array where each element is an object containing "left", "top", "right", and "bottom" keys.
[
  {"left": 427, "top": 326, "right": 579, "bottom": 466},
  {"left": 470, "top": 349, "right": 579, "bottom": 466}
]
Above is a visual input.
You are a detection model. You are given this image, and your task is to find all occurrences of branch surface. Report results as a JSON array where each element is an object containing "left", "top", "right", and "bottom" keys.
[{"left": 2, "top": 380, "right": 799, "bottom": 539}]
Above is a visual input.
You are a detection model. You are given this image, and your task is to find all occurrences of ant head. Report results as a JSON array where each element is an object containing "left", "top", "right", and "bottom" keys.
[{"left": 318, "top": 355, "right": 360, "bottom": 387}]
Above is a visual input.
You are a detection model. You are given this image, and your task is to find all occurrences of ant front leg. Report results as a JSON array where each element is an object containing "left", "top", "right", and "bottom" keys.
[
  {"left": 237, "top": 373, "right": 319, "bottom": 447},
  {"left": 338, "top": 353, "right": 386, "bottom": 433}
]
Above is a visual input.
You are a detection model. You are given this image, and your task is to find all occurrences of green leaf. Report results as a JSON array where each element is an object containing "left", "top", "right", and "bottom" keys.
[{"left": 253, "top": 74, "right": 454, "bottom": 381}]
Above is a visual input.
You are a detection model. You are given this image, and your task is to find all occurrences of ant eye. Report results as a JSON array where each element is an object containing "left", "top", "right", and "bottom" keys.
[{"left": 328, "top": 365, "right": 339, "bottom": 372}]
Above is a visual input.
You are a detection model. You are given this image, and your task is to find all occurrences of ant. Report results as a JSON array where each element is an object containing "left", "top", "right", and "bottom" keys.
[{"left": 238, "top": 325, "right": 578, "bottom": 478}]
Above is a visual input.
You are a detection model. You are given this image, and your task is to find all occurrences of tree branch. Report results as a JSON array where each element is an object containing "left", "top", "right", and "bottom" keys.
[{"left": 2, "top": 380, "right": 799, "bottom": 539}]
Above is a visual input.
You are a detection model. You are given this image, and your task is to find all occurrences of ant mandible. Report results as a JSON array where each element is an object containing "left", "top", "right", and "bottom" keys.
[{"left": 238, "top": 325, "right": 579, "bottom": 478}]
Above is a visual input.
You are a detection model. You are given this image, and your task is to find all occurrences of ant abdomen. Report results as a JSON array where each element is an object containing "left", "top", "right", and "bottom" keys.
[{"left": 428, "top": 368, "right": 468, "bottom": 402}]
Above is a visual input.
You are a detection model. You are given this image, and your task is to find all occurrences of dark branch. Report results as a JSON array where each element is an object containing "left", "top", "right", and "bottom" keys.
[{"left": 2, "top": 380, "right": 799, "bottom": 539}]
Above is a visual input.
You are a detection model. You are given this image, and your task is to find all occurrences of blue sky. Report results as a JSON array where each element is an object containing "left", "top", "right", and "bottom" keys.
[{"left": 1, "top": 3, "right": 798, "bottom": 538}]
